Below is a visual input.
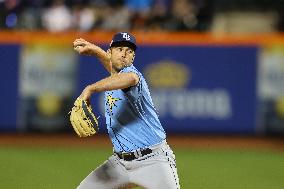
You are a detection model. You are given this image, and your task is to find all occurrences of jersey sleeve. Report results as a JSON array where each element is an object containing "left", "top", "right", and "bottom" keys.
[{"left": 120, "top": 65, "right": 143, "bottom": 100}]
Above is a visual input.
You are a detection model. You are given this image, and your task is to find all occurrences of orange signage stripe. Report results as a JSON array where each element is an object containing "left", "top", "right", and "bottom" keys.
[{"left": 1, "top": 31, "right": 284, "bottom": 45}]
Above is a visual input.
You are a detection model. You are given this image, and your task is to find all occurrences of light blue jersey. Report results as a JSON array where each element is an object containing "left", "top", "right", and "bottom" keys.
[{"left": 105, "top": 65, "right": 166, "bottom": 152}]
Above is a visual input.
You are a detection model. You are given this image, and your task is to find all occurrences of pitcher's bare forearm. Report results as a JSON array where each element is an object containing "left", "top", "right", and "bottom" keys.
[
  {"left": 89, "top": 72, "right": 139, "bottom": 93},
  {"left": 80, "top": 72, "right": 139, "bottom": 100},
  {"left": 91, "top": 45, "right": 111, "bottom": 73}
]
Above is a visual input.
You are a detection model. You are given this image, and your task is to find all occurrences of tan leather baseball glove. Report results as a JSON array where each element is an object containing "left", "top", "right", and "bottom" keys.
[{"left": 69, "top": 98, "right": 99, "bottom": 137}]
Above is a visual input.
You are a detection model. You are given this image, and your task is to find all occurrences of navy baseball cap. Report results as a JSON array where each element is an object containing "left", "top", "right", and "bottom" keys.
[{"left": 110, "top": 32, "right": 137, "bottom": 51}]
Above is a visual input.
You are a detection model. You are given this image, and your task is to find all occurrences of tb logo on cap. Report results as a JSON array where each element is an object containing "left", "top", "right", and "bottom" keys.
[{"left": 121, "top": 32, "right": 130, "bottom": 41}]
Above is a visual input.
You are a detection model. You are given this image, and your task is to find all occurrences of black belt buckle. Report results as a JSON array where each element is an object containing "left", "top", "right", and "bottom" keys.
[
  {"left": 116, "top": 152, "right": 135, "bottom": 161},
  {"left": 116, "top": 148, "right": 152, "bottom": 161},
  {"left": 121, "top": 152, "right": 134, "bottom": 160}
]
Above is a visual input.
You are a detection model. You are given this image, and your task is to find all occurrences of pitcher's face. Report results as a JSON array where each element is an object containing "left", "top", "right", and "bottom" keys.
[{"left": 109, "top": 46, "right": 135, "bottom": 72}]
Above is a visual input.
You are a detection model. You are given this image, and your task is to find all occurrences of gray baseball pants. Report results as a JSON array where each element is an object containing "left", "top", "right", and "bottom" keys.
[{"left": 77, "top": 140, "right": 180, "bottom": 189}]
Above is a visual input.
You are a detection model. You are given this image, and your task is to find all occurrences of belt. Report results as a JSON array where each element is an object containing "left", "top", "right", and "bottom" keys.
[{"left": 115, "top": 148, "right": 152, "bottom": 161}]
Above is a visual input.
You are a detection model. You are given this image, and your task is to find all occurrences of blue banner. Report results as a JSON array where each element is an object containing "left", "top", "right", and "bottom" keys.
[{"left": 0, "top": 43, "right": 258, "bottom": 133}]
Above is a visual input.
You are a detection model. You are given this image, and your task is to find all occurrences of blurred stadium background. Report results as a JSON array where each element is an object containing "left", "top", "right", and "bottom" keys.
[{"left": 1, "top": 0, "right": 284, "bottom": 188}]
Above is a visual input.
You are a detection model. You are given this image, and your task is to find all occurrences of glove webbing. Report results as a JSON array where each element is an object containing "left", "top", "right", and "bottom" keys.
[{"left": 82, "top": 100, "right": 99, "bottom": 132}]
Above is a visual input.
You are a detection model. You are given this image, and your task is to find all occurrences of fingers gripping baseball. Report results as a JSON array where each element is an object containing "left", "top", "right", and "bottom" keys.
[{"left": 73, "top": 38, "right": 94, "bottom": 55}]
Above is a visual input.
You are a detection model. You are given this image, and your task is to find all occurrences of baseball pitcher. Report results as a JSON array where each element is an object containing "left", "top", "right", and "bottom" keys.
[{"left": 72, "top": 32, "right": 180, "bottom": 189}]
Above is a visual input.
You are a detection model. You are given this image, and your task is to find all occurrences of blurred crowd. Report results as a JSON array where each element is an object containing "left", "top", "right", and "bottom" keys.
[
  {"left": 1, "top": 0, "right": 284, "bottom": 32},
  {"left": 0, "top": 0, "right": 213, "bottom": 32}
]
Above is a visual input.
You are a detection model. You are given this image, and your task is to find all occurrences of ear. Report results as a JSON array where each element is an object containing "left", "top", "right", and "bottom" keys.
[{"left": 132, "top": 53, "right": 135, "bottom": 63}]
